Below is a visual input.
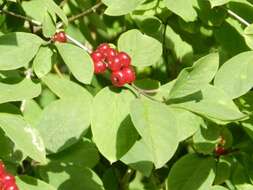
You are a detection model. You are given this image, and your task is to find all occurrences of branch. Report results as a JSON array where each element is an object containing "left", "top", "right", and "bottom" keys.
[
  {"left": 227, "top": 9, "right": 250, "bottom": 27},
  {"left": 57, "top": 1, "right": 103, "bottom": 28},
  {"left": 68, "top": 2, "right": 103, "bottom": 23},
  {"left": 0, "top": 9, "right": 41, "bottom": 26},
  {"left": 66, "top": 34, "right": 92, "bottom": 53}
]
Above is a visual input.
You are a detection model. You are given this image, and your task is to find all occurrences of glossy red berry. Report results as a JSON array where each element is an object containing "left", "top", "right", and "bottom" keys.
[
  {"left": 91, "top": 51, "right": 105, "bottom": 62},
  {"left": 2, "top": 174, "right": 15, "bottom": 184},
  {"left": 118, "top": 52, "right": 131, "bottom": 67},
  {"left": 97, "top": 43, "right": 110, "bottom": 55},
  {"left": 105, "top": 48, "right": 118, "bottom": 61},
  {"left": 215, "top": 146, "right": 226, "bottom": 156},
  {"left": 111, "top": 70, "right": 126, "bottom": 87},
  {"left": 5, "top": 184, "right": 19, "bottom": 190},
  {"left": 0, "top": 162, "right": 5, "bottom": 178},
  {"left": 93, "top": 61, "right": 107, "bottom": 74},
  {"left": 108, "top": 55, "right": 122, "bottom": 71},
  {"left": 122, "top": 67, "right": 136, "bottom": 83},
  {"left": 52, "top": 32, "right": 67, "bottom": 43}
]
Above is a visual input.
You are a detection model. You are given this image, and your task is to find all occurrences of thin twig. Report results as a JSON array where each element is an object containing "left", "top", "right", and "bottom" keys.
[
  {"left": 0, "top": 9, "right": 41, "bottom": 26},
  {"left": 66, "top": 34, "right": 92, "bottom": 53},
  {"left": 68, "top": 2, "right": 102, "bottom": 23},
  {"left": 227, "top": 9, "right": 250, "bottom": 27},
  {"left": 57, "top": 1, "right": 102, "bottom": 28}
]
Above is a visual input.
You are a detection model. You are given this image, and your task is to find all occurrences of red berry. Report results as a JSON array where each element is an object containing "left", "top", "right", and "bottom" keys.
[
  {"left": 52, "top": 32, "right": 67, "bottom": 43},
  {"left": 97, "top": 43, "right": 110, "bottom": 55},
  {"left": 4, "top": 184, "right": 19, "bottom": 190},
  {"left": 91, "top": 51, "right": 105, "bottom": 62},
  {"left": 0, "top": 162, "right": 5, "bottom": 178},
  {"left": 108, "top": 56, "right": 122, "bottom": 71},
  {"left": 2, "top": 174, "right": 15, "bottom": 184},
  {"left": 105, "top": 48, "right": 118, "bottom": 61},
  {"left": 93, "top": 61, "right": 107, "bottom": 74},
  {"left": 122, "top": 67, "right": 136, "bottom": 83},
  {"left": 118, "top": 52, "right": 131, "bottom": 67},
  {"left": 111, "top": 71, "right": 126, "bottom": 87},
  {"left": 215, "top": 146, "right": 226, "bottom": 156}
]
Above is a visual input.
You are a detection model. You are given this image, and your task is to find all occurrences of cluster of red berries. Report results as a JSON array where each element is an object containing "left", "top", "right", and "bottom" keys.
[
  {"left": 91, "top": 43, "right": 136, "bottom": 87},
  {"left": 0, "top": 162, "right": 18, "bottom": 190},
  {"left": 51, "top": 31, "right": 67, "bottom": 43}
]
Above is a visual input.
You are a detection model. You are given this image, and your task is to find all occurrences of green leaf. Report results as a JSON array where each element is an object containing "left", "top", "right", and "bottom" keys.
[
  {"left": 121, "top": 139, "right": 154, "bottom": 177},
  {"left": 171, "top": 108, "right": 203, "bottom": 141},
  {"left": 23, "top": 99, "right": 42, "bottom": 127},
  {"left": 214, "top": 157, "right": 232, "bottom": 185},
  {"left": 236, "top": 184, "right": 253, "bottom": 190},
  {"left": 0, "top": 113, "right": 47, "bottom": 164},
  {"left": 172, "top": 85, "right": 247, "bottom": 122},
  {"left": 33, "top": 47, "right": 53, "bottom": 78},
  {"left": 193, "top": 124, "right": 221, "bottom": 155},
  {"left": 167, "top": 154, "right": 216, "bottom": 190},
  {"left": 0, "top": 124, "right": 24, "bottom": 163},
  {"left": 210, "top": 186, "right": 228, "bottom": 190},
  {"left": 118, "top": 29, "right": 162, "bottom": 67},
  {"left": 169, "top": 53, "right": 219, "bottom": 99},
  {"left": 102, "top": 0, "right": 145, "bottom": 16},
  {"left": 44, "top": 0, "right": 68, "bottom": 25},
  {"left": 49, "top": 138, "right": 100, "bottom": 168},
  {"left": 39, "top": 164, "right": 104, "bottom": 190},
  {"left": 56, "top": 43, "right": 94, "bottom": 84},
  {"left": 42, "top": 11, "right": 56, "bottom": 38},
  {"left": 164, "top": 25, "right": 193, "bottom": 63},
  {"left": 0, "top": 32, "right": 43, "bottom": 70},
  {"left": 244, "top": 24, "right": 253, "bottom": 50},
  {"left": 209, "top": 0, "right": 232, "bottom": 8},
  {"left": 165, "top": 0, "right": 197, "bottom": 22},
  {"left": 0, "top": 78, "right": 41, "bottom": 104},
  {"left": 22, "top": 0, "right": 47, "bottom": 23},
  {"left": 16, "top": 176, "right": 56, "bottom": 190},
  {"left": 37, "top": 98, "right": 92, "bottom": 153},
  {"left": 91, "top": 87, "right": 138, "bottom": 163},
  {"left": 130, "top": 98, "right": 178, "bottom": 168},
  {"left": 42, "top": 74, "right": 93, "bottom": 101},
  {"left": 214, "top": 51, "right": 253, "bottom": 99}
]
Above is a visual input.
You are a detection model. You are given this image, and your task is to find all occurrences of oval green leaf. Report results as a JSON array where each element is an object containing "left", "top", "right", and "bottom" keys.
[
  {"left": 118, "top": 29, "right": 162, "bottom": 67},
  {"left": 56, "top": 43, "right": 94, "bottom": 84},
  {"left": 0, "top": 32, "right": 43, "bottom": 70},
  {"left": 91, "top": 87, "right": 138, "bottom": 163},
  {"left": 130, "top": 98, "right": 179, "bottom": 168}
]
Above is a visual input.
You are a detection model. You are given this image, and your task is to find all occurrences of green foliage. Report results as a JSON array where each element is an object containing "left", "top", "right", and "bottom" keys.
[{"left": 1, "top": 0, "right": 253, "bottom": 189}]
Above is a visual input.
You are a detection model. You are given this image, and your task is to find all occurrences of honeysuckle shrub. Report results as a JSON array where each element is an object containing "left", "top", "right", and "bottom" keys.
[{"left": 0, "top": 0, "right": 253, "bottom": 190}]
